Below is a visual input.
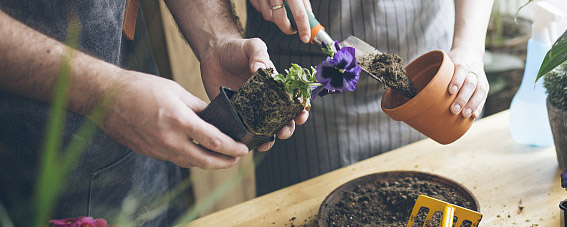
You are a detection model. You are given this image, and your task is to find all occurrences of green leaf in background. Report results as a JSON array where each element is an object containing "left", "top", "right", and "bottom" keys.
[
  {"left": 514, "top": 0, "right": 535, "bottom": 24},
  {"left": 31, "top": 12, "right": 116, "bottom": 226},
  {"left": 536, "top": 29, "right": 567, "bottom": 82},
  {"left": 32, "top": 14, "right": 80, "bottom": 226}
]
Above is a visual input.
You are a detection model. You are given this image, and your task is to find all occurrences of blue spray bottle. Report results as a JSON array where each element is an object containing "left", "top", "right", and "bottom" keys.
[{"left": 509, "top": 1, "right": 562, "bottom": 146}]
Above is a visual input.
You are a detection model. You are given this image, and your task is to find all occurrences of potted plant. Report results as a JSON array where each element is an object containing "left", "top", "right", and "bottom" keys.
[
  {"left": 544, "top": 62, "right": 567, "bottom": 170},
  {"left": 533, "top": 27, "right": 567, "bottom": 223},
  {"left": 199, "top": 41, "right": 361, "bottom": 150},
  {"left": 533, "top": 28, "right": 567, "bottom": 168}
]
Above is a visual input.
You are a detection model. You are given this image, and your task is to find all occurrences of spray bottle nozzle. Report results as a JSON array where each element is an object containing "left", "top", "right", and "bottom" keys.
[{"left": 531, "top": 1, "right": 563, "bottom": 43}]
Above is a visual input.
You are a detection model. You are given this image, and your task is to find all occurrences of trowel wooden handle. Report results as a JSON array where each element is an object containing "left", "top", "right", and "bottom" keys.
[{"left": 284, "top": 2, "right": 325, "bottom": 44}]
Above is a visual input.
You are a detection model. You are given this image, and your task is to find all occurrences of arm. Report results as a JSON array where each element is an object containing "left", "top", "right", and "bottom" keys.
[
  {"left": 164, "top": 0, "right": 309, "bottom": 151},
  {"left": 0, "top": 9, "right": 249, "bottom": 169},
  {"left": 448, "top": 0, "right": 494, "bottom": 118},
  {"left": 0, "top": 10, "right": 121, "bottom": 117}
]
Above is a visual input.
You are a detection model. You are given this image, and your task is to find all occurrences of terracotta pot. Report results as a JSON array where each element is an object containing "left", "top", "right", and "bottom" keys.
[
  {"left": 198, "top": 87, "right": 274, "bottom": 150},
  {"left": 381, "top": 50, "right": 474, "bottom": 144},
  {"left": 547, "top": 98, "right": 567, "bottom": 170}
]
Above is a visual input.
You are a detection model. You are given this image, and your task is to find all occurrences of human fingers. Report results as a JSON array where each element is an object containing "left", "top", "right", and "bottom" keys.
[
  {"left": 269, "top": 0, "right": 297, "bottom": 35},
  {"left": 249, "top": 0, "right": 261, "bottom": 12},
  {"left": 258, "top": 0, "right": 273, "bottom": 22},
  {"left": 473, "top": 98, "right": 486, "bottom": 119},
  {"left": 256, "top": 138, "right": 275, "bottom": 152},
  {"left": 462, "top": 72, "right": 489, "bottom": 118},
  {"left": 277, "top": 119, "right": 295, "bottom": 139},
  {"left": 285, "top": 0, "right": 311, "bottom": 43},
  {"left": 448, "top": 64, "right": 467, "bottom": 96},
  {"left": 302, "top": 0, "right": 313, "bottom": 14},
  {"left": 294, "top": 109, "right": 309, "bottom": 125},
  {"left": 186, "top": 111, "right": 249, "bottom": 157},
  {"left": 244, "top": 38, "right": 275, "bottom": 73},
  {"left": 450, "top": 65, "right": 478, "bottom": 116},
  {"left": 173, "top": 141, "right": 241, "bottom": 169}
]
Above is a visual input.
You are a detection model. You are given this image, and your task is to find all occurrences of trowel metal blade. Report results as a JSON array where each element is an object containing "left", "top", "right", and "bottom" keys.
[
  {"left": 339, "top": 36, "right": 383, "bottom": 82},
  {"left": 339, "top": 36, "right": 382, "bottom": 60}
]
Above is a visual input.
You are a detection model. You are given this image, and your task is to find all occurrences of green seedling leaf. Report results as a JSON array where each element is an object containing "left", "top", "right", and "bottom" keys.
[
  {"left": 272, "top": 64, "right": 319, "bottom": 108},
  {"left": 322, "top": 42, "right": 336, "bottom": 57}
]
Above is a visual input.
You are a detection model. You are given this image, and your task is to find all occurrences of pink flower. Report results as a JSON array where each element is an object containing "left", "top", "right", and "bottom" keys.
[{"left": 49, "top": 216, "right": 109, "bottom": 227}]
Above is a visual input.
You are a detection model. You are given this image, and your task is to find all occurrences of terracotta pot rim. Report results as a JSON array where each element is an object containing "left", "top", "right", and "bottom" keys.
[{"left": 381, "top": 50, "right": 452, "bottom": 121}]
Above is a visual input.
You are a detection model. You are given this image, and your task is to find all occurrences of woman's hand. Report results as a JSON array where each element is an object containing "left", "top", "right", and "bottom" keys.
[{"left": 448, "top": 46, "right": 489, "bottom": 119}]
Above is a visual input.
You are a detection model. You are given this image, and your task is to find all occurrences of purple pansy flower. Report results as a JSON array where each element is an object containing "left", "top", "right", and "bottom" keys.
[
  {"left": 310, "top": 85, "right": 341, "bottom": 101},
  {"left": 314, "top": 41, "right": 361, "bottom": 98},
  {"left": 49, "top": 216, "right": 109, "bottom": 227}
]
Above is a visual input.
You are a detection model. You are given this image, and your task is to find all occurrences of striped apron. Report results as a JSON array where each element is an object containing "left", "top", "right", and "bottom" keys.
[{"left": 246, "top": 0, "right": 455, "bottom": 196}]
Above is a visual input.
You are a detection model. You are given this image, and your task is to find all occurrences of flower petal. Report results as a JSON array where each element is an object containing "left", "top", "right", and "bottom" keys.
[
  {"left": 332, "top": 49, "right": 355, "bottom": 69},
  {"left": 341, "top": 47, "right": 357, "bottom": 68},
  {"left": 334, "top": 41, "right": 341, "bottom": 51}
]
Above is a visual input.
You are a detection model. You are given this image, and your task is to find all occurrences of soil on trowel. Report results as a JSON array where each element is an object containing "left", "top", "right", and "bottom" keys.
[
  {"left": 360, "top": 53, "right": 417, "bottom": 98},
  {"left": 326, "top": 176, "right": 475, "bottom": 227}
]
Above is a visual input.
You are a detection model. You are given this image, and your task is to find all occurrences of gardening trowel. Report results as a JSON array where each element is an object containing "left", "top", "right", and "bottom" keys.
[
  {"left": 284, "top": 3, "right": 384, "bottom": 82},
  {"left": 407, "top": 195, "right": 482, "bottom": 227}
]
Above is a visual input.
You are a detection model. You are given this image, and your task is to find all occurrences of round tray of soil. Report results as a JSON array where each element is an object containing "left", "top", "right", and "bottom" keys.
[{"left": 318, "top": 171, "right": 479, "bottom": 227}]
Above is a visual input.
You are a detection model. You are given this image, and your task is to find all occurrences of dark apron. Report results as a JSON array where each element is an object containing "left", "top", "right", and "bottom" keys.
[{"left": 0, "top": 1, "right": 185, "bottom": 225}]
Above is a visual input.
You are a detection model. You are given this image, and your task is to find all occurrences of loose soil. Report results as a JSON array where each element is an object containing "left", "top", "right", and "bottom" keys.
[
  {"left": 326, "top": 176, "right": 475, "bottom": 227},
  {"left": 359, "top": 53, "right": 417, "bottom": 99}
]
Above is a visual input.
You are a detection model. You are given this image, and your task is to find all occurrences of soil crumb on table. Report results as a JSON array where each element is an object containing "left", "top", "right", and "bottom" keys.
[
  {"left": 359, "top": 53, "right": 417, "bottom": 99},
  {"left": 327, "top": 176, "right": 475, "bottom": 227}
]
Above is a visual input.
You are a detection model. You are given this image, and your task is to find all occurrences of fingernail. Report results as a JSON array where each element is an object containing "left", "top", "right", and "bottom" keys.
[
  {"left": 463, "top": 108, "right": 472, "bottom": 118},
  {"left": 452, "top": 104, "right": 461, "bottom": 114},
  {"left": 253, "top": 62, "right": 266, "bottom": 70},
  {"left": 302, "top": 35, "right": 310, "bottom": 43},
  {"left": 449, "top": 85, "right": 458, "bottom": 95},
  {"left": 473, "top": 110, "right": 481, "bottom": 119}
]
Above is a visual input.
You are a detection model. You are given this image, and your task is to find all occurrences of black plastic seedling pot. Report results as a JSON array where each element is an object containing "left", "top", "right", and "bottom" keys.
[{"left": 198, "top": 87, "right": 274, "bottom": 151}]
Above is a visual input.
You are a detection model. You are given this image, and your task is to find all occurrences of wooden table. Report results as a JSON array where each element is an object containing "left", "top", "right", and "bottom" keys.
[{"left": 187, "top": 111, "right": 565, "bottom": 226}]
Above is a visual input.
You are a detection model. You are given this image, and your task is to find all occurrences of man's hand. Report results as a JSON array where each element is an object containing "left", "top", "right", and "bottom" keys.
[
  {"left": 0, "top": 9, "right": 251, "bottom": 169},
  {"left": 165, "top": 0, "right": 309, "bottom": 151},
  {"left": 199, "top": 37, "right": 309, "bottom": 151},
  {"left": 101, "top": 70, "right": 250, "bottom": 169},
  {"left": 200, "top": 38, "right": 273, "bottom": 97},
  {"left": 249, "top": 0, "right": 313, "bottom": 43}
]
